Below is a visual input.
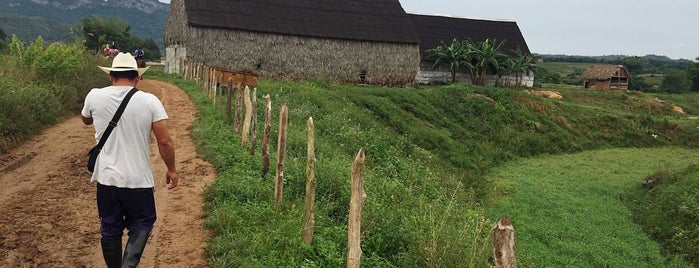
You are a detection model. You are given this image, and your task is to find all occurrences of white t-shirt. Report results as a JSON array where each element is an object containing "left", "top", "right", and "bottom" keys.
[{"left": 81, "top": 86, "right": 169, "bottom": 188}]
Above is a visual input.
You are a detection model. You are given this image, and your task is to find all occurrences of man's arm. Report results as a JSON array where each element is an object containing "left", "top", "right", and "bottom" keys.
[
  {"left": 152, "top": 119, "right": 178, "bottom": 189},
  {"left": 81, "top": 116, "right": 93, "bottom": 125}
]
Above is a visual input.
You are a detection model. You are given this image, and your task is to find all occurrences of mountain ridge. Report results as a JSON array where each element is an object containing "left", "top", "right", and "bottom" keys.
[{"left": 0, "top": 0, "right": 169, "bottom": 47}]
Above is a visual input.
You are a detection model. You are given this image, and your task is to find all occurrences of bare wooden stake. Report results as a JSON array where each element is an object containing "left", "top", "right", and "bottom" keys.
[
  {"left": 274, "top": 105, "right": 289, "bottom": 205},
  {"left": 234, "top": 82, "right": 243, "bottom": 134},
  {"left": 226, "top": 78, "right": 233, "bottom": 121},
  {"left": 249, "top": 88, "right": 258, "bottom": 155},
  {"left": 302, "top": 117, "right": 317, "bottom": 245},
  {"left": 492, "top": 216, "right": 517, "bottom": 268},
  {"left": 261, "top": 95, "right": 272, "bottom": 177},
  {"left": 347, "top": 148, "right": 366, "bottom": 268},
  {"left": 241, "top": 86, "right": 252, "bottom": 146}
]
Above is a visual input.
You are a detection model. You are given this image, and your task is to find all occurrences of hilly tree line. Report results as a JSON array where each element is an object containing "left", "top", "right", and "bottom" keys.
[
  {"left": 0, "top": 0, "right": 167, "bottom": 48},
  {"left": 0, "top": 16, "right": 161, "bottom": 61}
]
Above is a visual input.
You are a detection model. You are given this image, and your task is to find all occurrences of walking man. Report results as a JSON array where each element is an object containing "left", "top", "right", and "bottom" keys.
[{"left": 81, "top": 52, "right": 178, "bottom": 267}]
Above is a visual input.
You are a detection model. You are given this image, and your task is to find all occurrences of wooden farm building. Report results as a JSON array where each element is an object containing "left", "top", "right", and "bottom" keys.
[
  {"left": 581, "top": 65, "right": 630, "bottom": 91},
  {"left": 163, "top": 0, "right": 421, "bottom": 86},
  {"left": 163, "top": 0, "right": 533, "bottom": 86},
  {"left": 408, "top": 14, "right": 533, "bottom": 86}
]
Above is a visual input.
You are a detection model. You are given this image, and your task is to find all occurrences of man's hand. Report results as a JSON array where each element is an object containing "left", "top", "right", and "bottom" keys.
[{"left": 166, "top": 170, "right": 178, "bottom": 189}]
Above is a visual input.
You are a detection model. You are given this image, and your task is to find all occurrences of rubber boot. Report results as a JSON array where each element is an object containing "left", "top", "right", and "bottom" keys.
[
  {"left": 100, "top": 237, "right": 122, "bottom": 268},
  {"left": 121, "top": 230, "right": 150, "bottom": 268}
]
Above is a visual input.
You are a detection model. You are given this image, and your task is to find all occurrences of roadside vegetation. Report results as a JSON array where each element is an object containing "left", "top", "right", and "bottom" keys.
[
  {"left": 146, "top": 65, "right": 699, "bottom": 266},
  {"left": 0, "top": 35, "right": 107, "bottom": 152}
]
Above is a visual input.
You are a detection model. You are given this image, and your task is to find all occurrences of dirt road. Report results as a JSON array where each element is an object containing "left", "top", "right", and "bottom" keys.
[{"left": 0, "top": 80, "right": 215, "bottom": 267}]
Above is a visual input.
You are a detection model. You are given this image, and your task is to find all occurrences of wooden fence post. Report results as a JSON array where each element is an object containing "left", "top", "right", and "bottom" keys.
[
  {"left": 226, "top": 78, "right": 233, "bottom": 121},
  {"left": 347, "top": 148, "right": 366, "bottom": 268},
  {"left": 212, "top": 68, "right": 217, "bottom": 105},
  {"left": 234, "top": 83, "right": 243, "bottom": 134},
  {"left": 241, "top": 86, "right": 252, "bottom": 146},
  {"left": 261, "top": 95, "right": 271, "bottom": 177},
  {"left": 249, "top": 87, "right": 258, "bottom": 155},
  {"left": 274, "top": 105, "right": 289, "bottom": 205},
  {"left": 492, "top": 216, "right": 516, "bottom": 268},
  {"left": 302, "top": 117, "right": 316, "bottom": 245}
]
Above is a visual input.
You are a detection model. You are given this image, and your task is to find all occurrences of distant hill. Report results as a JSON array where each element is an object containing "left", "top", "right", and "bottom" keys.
[{"left": 0, "top": 0, "right": 168, "bottom": 47}]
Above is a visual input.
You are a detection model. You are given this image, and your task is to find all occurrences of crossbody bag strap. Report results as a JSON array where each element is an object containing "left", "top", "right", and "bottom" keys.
[{"left": 94, "top": 87, "right": 139, "bottom": 150}]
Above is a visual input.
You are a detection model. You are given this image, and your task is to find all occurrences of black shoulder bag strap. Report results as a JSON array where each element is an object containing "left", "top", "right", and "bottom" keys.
[{"left": 87, "top": 87, "right": 138, "bottom": 172}]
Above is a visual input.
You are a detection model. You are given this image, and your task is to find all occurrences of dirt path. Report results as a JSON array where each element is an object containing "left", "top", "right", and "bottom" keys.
[{"left": 0, "top": 79, "right": 215, "bottom": 267}]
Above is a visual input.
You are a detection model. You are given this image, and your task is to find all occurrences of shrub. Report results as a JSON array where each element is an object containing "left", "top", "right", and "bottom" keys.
[
  {"left": 624, "top": 165, "right": 699, "bottom": 265},
  {"left": 0, "top": 36, "right": 108, "bottom": 152}
]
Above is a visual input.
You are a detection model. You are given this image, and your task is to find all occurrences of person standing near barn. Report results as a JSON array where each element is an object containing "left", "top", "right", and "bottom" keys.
[{"left": 81, "top": 52, "right": 178, "bottom": 268}]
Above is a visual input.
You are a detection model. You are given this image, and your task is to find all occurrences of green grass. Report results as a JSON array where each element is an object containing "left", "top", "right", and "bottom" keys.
[
  {"left": 145, "top": 69, "right": 699, "bottom": 267},
  {"left": 485, "top": 147, "right": 696, "bottom": 267},
  {"left": 538, "top": 62, "right": 591, "bottom": 77}
]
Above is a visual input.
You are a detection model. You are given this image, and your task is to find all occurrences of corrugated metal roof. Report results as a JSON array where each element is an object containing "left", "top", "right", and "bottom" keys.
[
  {"left": 408, "top": 14, "right": 531, "bottom": 59},
  {"left": 184, "top": 0, "right": 420, "bottom": 44}
]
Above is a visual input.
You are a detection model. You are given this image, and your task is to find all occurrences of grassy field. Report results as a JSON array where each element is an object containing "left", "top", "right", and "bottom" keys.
[
  {"left": 145, "top": 66, "right": 699, "bottom": 267},
  {"left": 538, "top": 62, "right": 592, "bottom": 77},
  {"left": 485, "top": 147, "right": 697, "bottom": 267}
]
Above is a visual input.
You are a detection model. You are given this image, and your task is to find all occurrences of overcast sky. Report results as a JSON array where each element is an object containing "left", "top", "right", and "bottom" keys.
[{"left": 158, "top": 0, "right": 698, "bottom": 60}]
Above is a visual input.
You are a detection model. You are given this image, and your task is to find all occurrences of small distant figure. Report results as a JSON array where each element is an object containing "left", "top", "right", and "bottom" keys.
[
  {"left": 109, "top": 46, "right": 120, "bottom": 58},
  {"left": 134, "top": 47, "right": 146, "bottom": 68},
  {"left": 134, "top": 47, "right": 145, "bottom": 60},
  {"left": 103, "top": 44, "right": 110, "bottom": 57}
]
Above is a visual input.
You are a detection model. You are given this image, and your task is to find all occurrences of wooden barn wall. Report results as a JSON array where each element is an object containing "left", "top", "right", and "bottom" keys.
[{"left": 183, "top": 27, "right": 420, "bottom": 86}]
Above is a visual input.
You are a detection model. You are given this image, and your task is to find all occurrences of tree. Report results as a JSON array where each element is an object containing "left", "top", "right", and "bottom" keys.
[
  {"left": 621, "top": 56, "right": 650, "bottom": 74},
  {"left": 0, "top": 28, "right": 7, "bottom": 51},
  {"left": 509, "top": 47, "right": 538, "bottom": 87},
  {"left": 141, "top": 38, "right": 161, "bottom": 61},
  {"left": 470, "top": 39, "right": 507, "bottom": 86},
  {"left": 76, "top": 16, "right": 138, "bottom": 55},
  {"left": 688, "top": 61, "right": 699, "bottom": 92},
  {"left": 661, "top": 70, "right": 691, "bottom": 93},
  {"left": 427, "top": 38, "right": 472, "bottom": 83}
]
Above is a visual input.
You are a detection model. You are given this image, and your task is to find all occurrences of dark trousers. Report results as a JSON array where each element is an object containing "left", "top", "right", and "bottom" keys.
[{"left": 97, "top": 184, "right": 156, "bottom": 239}]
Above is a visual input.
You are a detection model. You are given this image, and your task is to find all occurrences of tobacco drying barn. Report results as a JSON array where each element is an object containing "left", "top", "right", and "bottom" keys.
[{"left": 164, "top": 0, "right": 532, "bottom": 86}]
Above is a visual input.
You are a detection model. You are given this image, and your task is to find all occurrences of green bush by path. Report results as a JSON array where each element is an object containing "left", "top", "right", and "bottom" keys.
[
  {"left": 625, "top": 165, "right": 699, "bottom": 265},
  {"left": 0, "top": 36, "right": 108, "bottom": 152}
]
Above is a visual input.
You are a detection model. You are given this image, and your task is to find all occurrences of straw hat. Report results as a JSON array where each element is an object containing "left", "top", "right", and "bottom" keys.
[{"left": 98, "top": 52, "right": 149, "bottom": 76}]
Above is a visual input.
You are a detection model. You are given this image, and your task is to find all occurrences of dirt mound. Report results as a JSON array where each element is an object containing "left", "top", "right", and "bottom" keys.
[
  {"left": 526, "top": 90, "right": 563, "bottom": 99},
  {"left": 0, "top": 79, "right": 215, "bottom": 267}
]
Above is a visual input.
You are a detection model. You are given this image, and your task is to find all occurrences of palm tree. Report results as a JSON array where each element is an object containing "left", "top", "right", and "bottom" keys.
[
  {"left": 510, "top": 47, "right": 538, "bottom": 87},
  {"left": 427, "top": 38, "right": 471, "bottom": 83},
  {"left": 470, "top": 39, "right": 507, "bottom": 86}
]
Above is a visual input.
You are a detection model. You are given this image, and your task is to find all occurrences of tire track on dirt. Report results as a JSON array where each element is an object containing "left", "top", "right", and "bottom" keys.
[{"left": 0, "top": 79, "right": 215, "bottom": 267}]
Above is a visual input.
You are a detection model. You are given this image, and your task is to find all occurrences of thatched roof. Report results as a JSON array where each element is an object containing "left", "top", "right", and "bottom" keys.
[
  {"left": 183, "top": 0, "right": 420, "bottom": 44},
  {"left": 408, "top": 14, "right": 530, "bottom": 60},
  {"left": 581, "top": 65, "right": 629, "bottom": 80}
]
